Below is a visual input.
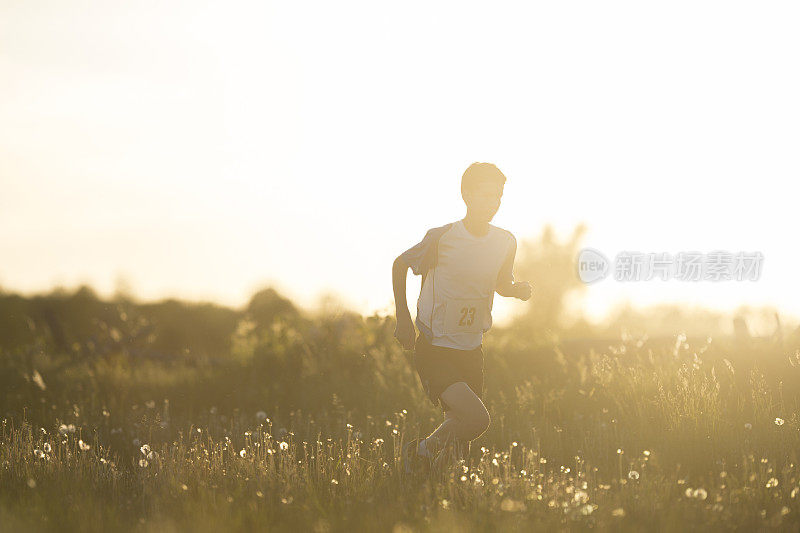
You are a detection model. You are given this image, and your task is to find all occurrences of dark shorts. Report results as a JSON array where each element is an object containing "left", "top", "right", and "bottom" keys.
[{"left": 413, "top": 332, "right": 484, "bottom": 411}]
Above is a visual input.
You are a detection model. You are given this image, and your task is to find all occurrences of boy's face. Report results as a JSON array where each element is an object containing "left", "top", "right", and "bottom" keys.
[{"left": 463, "top": 181, "right": 504, "bottom": 222}]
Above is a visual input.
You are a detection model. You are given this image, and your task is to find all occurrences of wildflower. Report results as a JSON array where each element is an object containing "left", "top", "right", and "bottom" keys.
[
  {"left": 373, "top": 438, "right": 384, "bottom": 445},
  {"left": 441, "top": 499, "right": 450, "bottom": 510},
  {"left": 244, "top": 431, "right": 252, "bottom": 437},
  {"left": 766, "top": 478, "right": 779, "bottom": 488},
  {"left": 616, "top": 448, "right": 624, "bottom": 454},
  {"left": 643, "top": 450, "right": 650, "bottom": 456},
  {"left": 579, "top": 504, "right": 595, "bottom": 515},
  {"left": 78, "top": 439, "right": 91, "bottom": 451},
  {"left": 145, "top": 400, "right": 155, "bottom": 409},
  {"left": 791, "top": 487, "right": 799, "bottom": 499},
  {"left": 239, "top": 449, "right": 247, "bottom": 458},
  {"left": 330, "top": 479, "right": 338, "bottom": 485},
  {"left": 181, "top": 484, "right": 188, "bottom": 491},
  {"left": 279, "top": 441, "right": 289, "bottom": 451},
  {"left": 43, "top": 443, "right": 52, "bottom": 453},
  {"left": 612, "top": 508, "right": 626, "bottom": 517},
  {"left": 139, "top": 459, "right": 148, "bottom": 468},
  {"left": 33, "top": 449, "right": 45, "bottom": 459},
  {"left": 775, "top": 418, "right": 785, "bottom": 426},
  {"left": 573, "top": 490, "right": 589, "bottom": 504},
  {"left": 744, "top": 423, "right": 752, "bottom": 430},
  {"left": 140, "top": 444, "right": 151, "bottom": 456},
  {"left": 628, "top": 470, "right": 640, "bottom": 480},
  {"left": 512, "top": 441, "right": 518, "bottom": 447}
]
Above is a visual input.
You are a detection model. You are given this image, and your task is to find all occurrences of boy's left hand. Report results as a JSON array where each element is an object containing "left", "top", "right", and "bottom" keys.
[{"left": 514, "top": 281, "right": 532, "bottom": 301}]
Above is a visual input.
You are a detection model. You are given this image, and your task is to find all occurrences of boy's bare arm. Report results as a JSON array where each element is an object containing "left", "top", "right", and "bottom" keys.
[
  {"left": 392, "top": 256, "right": 416, "bottom": 350},
  {"left": 496, "top": 236, "right": 532, "bottom": 300}
]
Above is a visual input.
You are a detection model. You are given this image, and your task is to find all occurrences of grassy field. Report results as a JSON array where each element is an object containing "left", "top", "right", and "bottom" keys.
[{"left": 2, "top": 290, "right": 800, "bottom": 531}]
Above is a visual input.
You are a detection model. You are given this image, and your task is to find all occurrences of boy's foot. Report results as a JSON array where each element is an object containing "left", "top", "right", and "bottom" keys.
[{"left": 402, "top": 438, "right": 432, "bottom": 477}]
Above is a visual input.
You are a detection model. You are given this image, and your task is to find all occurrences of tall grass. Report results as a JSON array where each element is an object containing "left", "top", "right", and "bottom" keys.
[{"left": 2, "top": 305, "right": 800, "bottom": 531}]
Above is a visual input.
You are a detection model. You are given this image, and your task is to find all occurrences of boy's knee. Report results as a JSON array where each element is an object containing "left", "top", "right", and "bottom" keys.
[{"left": 464, "top": 409, "right": 491, "bottom": 439}]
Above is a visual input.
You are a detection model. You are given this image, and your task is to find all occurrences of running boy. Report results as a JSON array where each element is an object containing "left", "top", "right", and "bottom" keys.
[{"left": 392, "top": 162, "right": 532, "bottom": 476}]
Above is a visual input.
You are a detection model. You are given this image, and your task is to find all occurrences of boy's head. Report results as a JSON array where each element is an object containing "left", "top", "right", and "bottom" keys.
[{"left": 461, "top": 162, "right": 506, "bottom": 222}]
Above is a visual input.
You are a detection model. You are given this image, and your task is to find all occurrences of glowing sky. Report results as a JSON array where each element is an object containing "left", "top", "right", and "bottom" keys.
[{"left": 2, "top": 0, "right": 798, "bottom": 325}]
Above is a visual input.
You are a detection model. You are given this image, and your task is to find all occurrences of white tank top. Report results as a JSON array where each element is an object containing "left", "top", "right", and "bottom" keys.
[{"left": 400, "top": 219, "right": 515, "bottom": 350}]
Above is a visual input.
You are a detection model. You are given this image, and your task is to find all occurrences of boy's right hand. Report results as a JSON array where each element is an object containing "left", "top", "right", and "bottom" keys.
[{"left": 394, "top": 313, "right": 416, "bottom": 351}]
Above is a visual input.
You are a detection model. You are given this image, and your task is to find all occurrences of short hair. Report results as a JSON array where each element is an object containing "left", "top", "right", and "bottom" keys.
[{"left": 461, "top": 162, "right": 507, "bottom": 198}]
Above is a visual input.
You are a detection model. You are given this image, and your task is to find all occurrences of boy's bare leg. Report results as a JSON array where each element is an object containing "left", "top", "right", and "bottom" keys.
[{"left": 419, "top": 382, "right": 490, "bottom": 461}]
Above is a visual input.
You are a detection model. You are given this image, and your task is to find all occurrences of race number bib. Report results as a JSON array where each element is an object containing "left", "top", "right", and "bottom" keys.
[{"left": 443, "top": 298, "right": 486, "bottom": 335}]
